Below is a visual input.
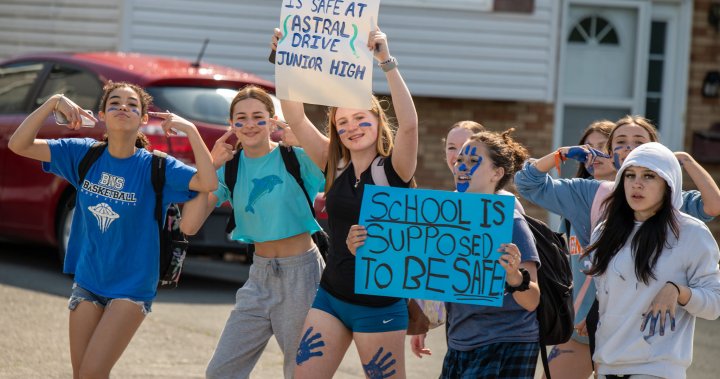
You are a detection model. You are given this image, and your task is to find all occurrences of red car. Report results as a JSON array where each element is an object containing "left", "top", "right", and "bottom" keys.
[{"left": 0, "top": 51, "right": 276, "bottom": 261}]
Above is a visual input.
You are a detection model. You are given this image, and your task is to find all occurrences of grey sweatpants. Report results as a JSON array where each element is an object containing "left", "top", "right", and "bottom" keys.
[{"left": 206, "top": 247, "right": 324, "bottom": 379}]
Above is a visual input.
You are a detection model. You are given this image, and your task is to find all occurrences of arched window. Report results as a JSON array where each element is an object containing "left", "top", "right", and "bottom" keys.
[{"left": 568, "top": 15, "right": 619, "bottom": 45}]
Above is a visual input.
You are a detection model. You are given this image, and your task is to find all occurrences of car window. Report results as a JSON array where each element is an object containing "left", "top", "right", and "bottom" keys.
[
  {"left": 36, "top": 64, "right": 103, "bottom": 111},
  {"left": 0, "top": 62, "right": 44, "bottom": 114},
  {"left": 147, "top": 87, "right": 284, "bottom": 125}
]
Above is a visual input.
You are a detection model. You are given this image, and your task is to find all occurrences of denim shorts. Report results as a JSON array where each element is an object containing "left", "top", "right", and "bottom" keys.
[
  {"left": 68, "top": 283, "right": 152, "bottom": 315},
  {"left": 311, "top": 286, "right": 408, "bottom": 332}
]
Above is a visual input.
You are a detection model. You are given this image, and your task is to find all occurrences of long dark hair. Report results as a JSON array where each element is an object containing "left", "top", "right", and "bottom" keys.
[{"left": 584, "top": 177, "right": 679, "bottom": 284}]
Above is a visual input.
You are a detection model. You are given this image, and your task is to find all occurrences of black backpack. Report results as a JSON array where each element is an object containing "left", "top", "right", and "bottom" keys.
[
  {"left": 224, "top": 146, "right": 330, "bottom": 260},
  {"left": 523, "top": 214, "right": 574, "bottom": 379},
  {"left": 77, "top": 143, "right": 188, "bottom": 289}
]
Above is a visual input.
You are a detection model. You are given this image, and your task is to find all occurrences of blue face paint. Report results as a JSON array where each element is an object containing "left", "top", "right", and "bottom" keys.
[
  {"left": 455, "top": 152, "right": 482, "bottom": 193},
  {"left": 107, "top": 107, "right": 121, "bottom": 113},
  {"left": 362, "top": 347, "right": 397, "bottom": 379},
  {"left": 257, "top": 120, "right": 267, "bottom": 126},
  {"left": 296, "top": 326, "right": 325, "bottom": 365},
  {"left": 130, "top": 108, "right": 141, "bottom": 116},
  {"left": 337, "top": 128, "right": 346, "bottom": 135},
  {"left": 613, "top": 146, "right": 625, "bottom": 170},
  {"left": 234, "top": 122, "right": 244, "bottom": 128},
  {"left": 359, "top": 122, "right": 372, "bottom": 128}
]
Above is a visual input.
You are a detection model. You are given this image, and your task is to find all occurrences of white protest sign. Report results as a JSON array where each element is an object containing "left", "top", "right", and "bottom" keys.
[{"left": 275, "top": 0, "right": 380, "bottom": 109}]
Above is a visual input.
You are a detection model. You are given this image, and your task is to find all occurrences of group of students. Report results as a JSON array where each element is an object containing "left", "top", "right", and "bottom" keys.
[{"left": 7, "top": 27, "right": 720, "bottom": 379}]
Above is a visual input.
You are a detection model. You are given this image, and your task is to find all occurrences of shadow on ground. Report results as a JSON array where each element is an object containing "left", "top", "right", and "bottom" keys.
[{"left": 0, "top": 241, "right": 240, "bottom": 304}]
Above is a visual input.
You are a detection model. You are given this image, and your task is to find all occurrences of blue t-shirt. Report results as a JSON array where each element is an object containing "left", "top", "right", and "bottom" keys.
[
  {"left": 42, "top": 138, "right": 197, "bottom": 301},
  {"left": 214, "top": 146, "right": 324, "bottom": 243},
  {"left": 445, "top": 210, "right": 541, "bottom": 351},
  {"left": 514, "top": 160, "right": 713, "bottom": 247}
]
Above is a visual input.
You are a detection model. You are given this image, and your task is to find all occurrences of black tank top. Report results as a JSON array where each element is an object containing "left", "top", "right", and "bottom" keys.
[{"left": 320, "top": 155, "right": 411, "bottom": 307}]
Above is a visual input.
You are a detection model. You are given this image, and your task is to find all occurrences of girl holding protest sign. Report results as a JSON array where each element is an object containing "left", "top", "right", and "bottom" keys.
[
  {"left": 271, "top": 26, "right": 418, "bottom": 379},
  {"left": 179, "top": 85, "right": 326, "bottom": 379},
  {"left": 8, "top": 82, "right": 216, "bottom": 378},
  {"left": 402, "top": 129, "right": 541, "bottom": 378},
  {"left": 409, "top": 120, "right": 527, "bottom": 359},
  {"left": 584, "top": 142, "right": 720, "bottom": 379}
]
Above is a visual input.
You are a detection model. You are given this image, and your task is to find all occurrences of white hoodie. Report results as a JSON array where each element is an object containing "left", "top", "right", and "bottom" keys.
[{"left": 592, "top": 142, "right": 720, "bottom": 379}]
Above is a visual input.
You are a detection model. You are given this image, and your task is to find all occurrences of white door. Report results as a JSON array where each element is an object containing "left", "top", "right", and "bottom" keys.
[{"left": 555, "top": 0, "right": 691, "bottom": 166}]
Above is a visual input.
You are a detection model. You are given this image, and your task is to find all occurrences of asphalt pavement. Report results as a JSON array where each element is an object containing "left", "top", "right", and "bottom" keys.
[{"left": 0, "top": 242, "right": 718, "bottom": 378}]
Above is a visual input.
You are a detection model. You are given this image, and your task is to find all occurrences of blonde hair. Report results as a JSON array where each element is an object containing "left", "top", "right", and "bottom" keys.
[{"left": 324, "top": 96, "right": 395, "bottom": 193}]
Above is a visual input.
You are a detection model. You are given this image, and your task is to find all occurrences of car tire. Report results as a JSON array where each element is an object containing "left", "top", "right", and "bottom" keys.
[{"left": 57, "top": 195, "right": 75, "bottom": 264}]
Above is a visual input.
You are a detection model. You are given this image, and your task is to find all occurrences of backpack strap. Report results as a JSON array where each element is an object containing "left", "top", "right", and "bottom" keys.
[
  {"left": 223, "top": 150, "right": 241, "bottom": 234},
  {"left": 590, "top": 181, "right": 614, "bottom": 231},
  {"left": 370, "top": 156, "right": 389, "bottom": 186},
  {"left": 77, "top": 142, "right": 107, "bottom": 185},
  {"left": 279, "top": 146, "right": 316, "bottom": 218},
  {"left": 151, "top": 150, "right": 167, "bottom": 230},
  {"left": 336, "top": 155, "right": 389, "bottom": 187}
]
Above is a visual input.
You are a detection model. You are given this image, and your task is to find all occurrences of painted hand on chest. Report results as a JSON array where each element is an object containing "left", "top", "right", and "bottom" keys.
[{"left": 245, "top": 175, "right": 283, "bottom": 214}]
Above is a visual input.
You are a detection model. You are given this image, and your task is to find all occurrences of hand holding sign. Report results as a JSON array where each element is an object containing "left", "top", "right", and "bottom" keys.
[
  {"left": 497, "top": 243, "right": 523, "bottom": 286},
  {"left": 210, "top": 129, "right": 236, "bottom": 169},
  {"left": 368, "top": 27, "right": 391, "bottom": 63},
  {"left": 346, "top": 224, "right": 368, "bottom": 256}
]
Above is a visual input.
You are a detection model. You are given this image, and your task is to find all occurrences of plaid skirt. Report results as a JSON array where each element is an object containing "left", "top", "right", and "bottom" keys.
[{"left": 440, "top": 341, "right": 539, "bottom": 379}]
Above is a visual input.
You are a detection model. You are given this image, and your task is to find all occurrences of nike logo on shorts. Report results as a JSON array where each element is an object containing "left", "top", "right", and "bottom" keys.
[{"left": 382, "top": 319, "right": 393, "bottom": 324}]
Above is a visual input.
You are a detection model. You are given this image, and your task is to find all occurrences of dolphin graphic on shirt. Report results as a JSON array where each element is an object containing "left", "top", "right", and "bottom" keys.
[{"left": 245, "top": 175, "right": 283, "bottom": 214}]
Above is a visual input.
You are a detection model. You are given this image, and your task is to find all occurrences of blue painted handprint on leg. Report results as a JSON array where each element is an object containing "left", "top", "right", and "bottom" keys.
[
  {"left": 362, "top": 347, "right": 397, "bottom": 379},
  {"left": 296, "top": 326, "right": 325, "bottom": 365}
]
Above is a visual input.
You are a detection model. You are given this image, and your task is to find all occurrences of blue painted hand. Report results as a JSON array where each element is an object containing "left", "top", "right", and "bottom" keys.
[
  {"left": 362, "top": 347, "right": 397, "bottom": 379},
  {"left": 296, "top": 326, "right": 325, "bottom": 366},
  {"left": 565, "top": 146, "right": 611, "bottom": 164}
]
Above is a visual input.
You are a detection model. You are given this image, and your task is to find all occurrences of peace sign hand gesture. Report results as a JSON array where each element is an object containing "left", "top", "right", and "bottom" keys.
[
  {"left": 148, "top": 111, "right": 196, "bottom": 137},
  {"left": 268, "top": 119, "right": 299, "bottom": 147},
  {"left": 210, "top": 129, "right": 237, "bottom": 169}
]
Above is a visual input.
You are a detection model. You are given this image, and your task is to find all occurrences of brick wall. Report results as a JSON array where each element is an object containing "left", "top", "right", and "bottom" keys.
[
  {"left": 685, "top": 0, "right": 720, "bottom": 237},
  {"left": 303, "top": 97, "right": 554, "bottom": 221}
]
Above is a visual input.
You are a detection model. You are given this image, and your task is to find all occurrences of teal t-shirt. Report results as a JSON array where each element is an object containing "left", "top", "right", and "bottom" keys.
[{"left": 214, "top": 146, "right": 325, "bottom": 243}]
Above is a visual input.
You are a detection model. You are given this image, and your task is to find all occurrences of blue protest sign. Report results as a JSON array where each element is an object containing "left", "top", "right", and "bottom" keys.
[{"left": 355, "top": 185, "right": 515, "bottom": 307}]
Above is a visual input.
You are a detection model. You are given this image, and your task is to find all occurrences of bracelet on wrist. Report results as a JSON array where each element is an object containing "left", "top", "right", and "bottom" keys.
[
  {"left": 378, "top": 56, "right": 398, "bottom": 72},
  {"left": 666, "top": 281, "right": 681, "bottom": 295},
  {"left": 54, "top": 94, "right": 64, "bottom": 111},
  {"left": 505, "top": 267, "right": 530, "bottom": 293}
]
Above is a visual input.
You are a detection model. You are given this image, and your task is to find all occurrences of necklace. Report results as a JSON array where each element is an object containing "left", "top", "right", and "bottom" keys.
[{"left": 354, "top": 178, "right": 361, "bottom": 188}]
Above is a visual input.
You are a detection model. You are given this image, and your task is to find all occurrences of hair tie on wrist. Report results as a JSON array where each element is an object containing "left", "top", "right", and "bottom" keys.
[
  {"left": 666, "top": 281, "right": 681, "bottom": 295},
  {"left": 554, "top": 149, "right": 566, "bottom": 175},
  {"left": 54, "top": 94, "right": 64, "bottom": 111}
]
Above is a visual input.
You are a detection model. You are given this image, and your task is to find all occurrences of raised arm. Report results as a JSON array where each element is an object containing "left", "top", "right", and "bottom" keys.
[
  {"left": 271, "top": 28, "right": 330, "bottom": 170},
  {"left": 371, "top": 28, "right": 418, "bottom": 182},
  {"left": 149, "top": 112, "right": 217, "bottom": 193},
  {"left": 9, "top": 94, "right": 96, "bottom": 161},
  {"left": 675, "top": 152, "right": 720, "bottom": 217}
]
